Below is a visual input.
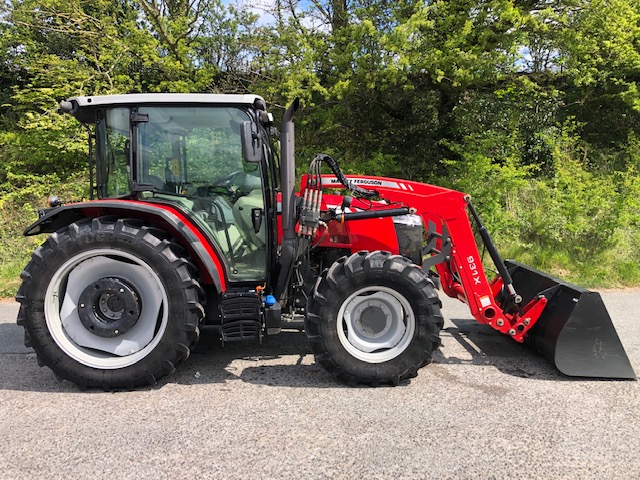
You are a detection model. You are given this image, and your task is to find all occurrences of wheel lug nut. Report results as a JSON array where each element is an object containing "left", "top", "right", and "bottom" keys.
[
  {"left": 496, "top": 319, "right": 504, "bottom": 327},
  {"left": 508, "top": 329, "right": 516, "bottom": 336},
  {"left": 80, "top": 303, "right": 85, "bottom": 308}
]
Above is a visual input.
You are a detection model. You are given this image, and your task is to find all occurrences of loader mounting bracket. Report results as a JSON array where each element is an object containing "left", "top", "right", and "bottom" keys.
[{"left": 422, "top": 220, "right": 452, "bottom": 270}]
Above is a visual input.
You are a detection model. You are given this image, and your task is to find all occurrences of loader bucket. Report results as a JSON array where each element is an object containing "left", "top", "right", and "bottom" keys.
[{"left": 505, "top": 260, "right": 635, "bottom": 379}]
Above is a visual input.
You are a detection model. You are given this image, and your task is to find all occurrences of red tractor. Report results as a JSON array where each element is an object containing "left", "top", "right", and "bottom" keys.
[{"left": 16, "top": 94, "right": 635, "bottom": 389}]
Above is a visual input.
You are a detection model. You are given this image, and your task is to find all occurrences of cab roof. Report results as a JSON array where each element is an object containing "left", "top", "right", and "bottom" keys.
[{"left": 61, "top": 93, "right": 265, "bottom": 124}]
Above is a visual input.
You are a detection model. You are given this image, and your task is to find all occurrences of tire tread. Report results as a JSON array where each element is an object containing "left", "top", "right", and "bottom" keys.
[
  {"left": 15, "top": 216, "right": 205, "bottom": 390},
  {"left": 305, "top": 250, "right": 442, "bottom": 387}
]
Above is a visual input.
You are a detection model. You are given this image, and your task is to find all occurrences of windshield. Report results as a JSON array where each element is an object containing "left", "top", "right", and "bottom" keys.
[{"left": 136, "top": 106, "right": 256, "bottom": 193}]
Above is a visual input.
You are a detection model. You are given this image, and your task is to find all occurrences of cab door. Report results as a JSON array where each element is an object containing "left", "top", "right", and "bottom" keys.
[{"left": 135, "top": 105, "right": 268, "bottom": 283}]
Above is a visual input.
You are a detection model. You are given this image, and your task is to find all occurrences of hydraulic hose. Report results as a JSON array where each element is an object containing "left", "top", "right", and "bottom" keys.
[{"left": 313, "top": 153, "right": 379, "bottom": 199}]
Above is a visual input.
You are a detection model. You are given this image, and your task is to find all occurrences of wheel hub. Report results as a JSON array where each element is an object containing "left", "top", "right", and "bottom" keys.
[
  {"left": 78, "top": 278, "right": 141, "bottom": 338},
  {"left": 341, "top": 289, "right": 409, "bottom": 358},
  {"left": 359, "top": 305, "right": 390, "bottom": 338}
]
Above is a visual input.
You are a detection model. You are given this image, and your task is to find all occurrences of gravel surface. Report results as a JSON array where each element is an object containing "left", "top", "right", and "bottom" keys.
[{"left": 0, "top": 291, "right": 638, "bottom": 480}]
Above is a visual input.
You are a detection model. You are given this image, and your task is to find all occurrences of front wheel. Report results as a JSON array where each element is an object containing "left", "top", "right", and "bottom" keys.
[
  {"left": 16, "top": 217, "right": 204, "bottom": 389},
  {"left": 305, "top": 251, "right": 443, "bottom": 386}
]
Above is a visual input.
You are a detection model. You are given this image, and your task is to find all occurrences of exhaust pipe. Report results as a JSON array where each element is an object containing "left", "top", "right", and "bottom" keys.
[
  {"left": 280, "top": 98, "right": 300, "bottom": 237},
  {"left": 273, "top": 98, "right": 300, "bottom": 299}
]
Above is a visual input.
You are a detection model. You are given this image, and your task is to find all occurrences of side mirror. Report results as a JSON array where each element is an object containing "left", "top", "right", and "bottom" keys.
[{"left": 241, "top": 121, "right": 262, "bottom": 163}]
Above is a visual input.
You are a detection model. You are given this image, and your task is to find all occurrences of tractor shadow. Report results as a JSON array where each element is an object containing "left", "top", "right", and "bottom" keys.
[
  {"left": 174, "top": 316, "right": 570, "bottom": 388},
  {"left": 0, "top": 322, "right": 82, "bottom": 393},
  {"left": 173, "top": 321, "right": 349, "bottom": 388},
  {"left": 434, "top": 317, "right": 566, "bottom": 380},
  {"left": 0, "top": 317, "right": 583, "bottom": 392}
]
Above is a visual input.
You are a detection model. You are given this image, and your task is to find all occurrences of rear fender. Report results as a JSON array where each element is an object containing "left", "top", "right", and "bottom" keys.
[{"left": 24, "top": 199, "right": 226, "bottom": 292}]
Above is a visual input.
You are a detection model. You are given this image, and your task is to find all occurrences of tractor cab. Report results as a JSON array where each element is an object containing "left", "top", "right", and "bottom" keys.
[{"left": 63, "top": 94, "right": 278, "bottom": 284}]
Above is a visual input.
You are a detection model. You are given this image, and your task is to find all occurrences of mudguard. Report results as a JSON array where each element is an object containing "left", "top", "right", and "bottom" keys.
[{"left": 23, "top": 200, "right": 226, "bottom": 292}]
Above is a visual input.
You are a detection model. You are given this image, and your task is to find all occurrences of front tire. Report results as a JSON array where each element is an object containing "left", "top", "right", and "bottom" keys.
[
  {"left": 306, "top": 251, "right": 443, "bottom": 386},
  {"left": 16, "top": 217, "right": 204, "bottom": 389}
]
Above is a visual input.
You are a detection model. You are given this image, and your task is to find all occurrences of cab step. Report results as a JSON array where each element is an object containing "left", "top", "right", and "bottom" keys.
[{"left": 219, "top": 292, "right": 262, "bottom": 343}]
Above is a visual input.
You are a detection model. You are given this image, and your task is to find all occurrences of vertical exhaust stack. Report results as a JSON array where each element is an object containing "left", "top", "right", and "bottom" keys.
[
  {"left": 273, "top": 98, "right": 300, "bottom": 299},
  {"left": 280, "top": 98, "right": 300, "bottom": 238}
]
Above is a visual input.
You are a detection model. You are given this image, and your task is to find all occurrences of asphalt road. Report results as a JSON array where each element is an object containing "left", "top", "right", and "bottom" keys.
[{"left": 0, "top": 290, "right": 638, "bottom": 480}]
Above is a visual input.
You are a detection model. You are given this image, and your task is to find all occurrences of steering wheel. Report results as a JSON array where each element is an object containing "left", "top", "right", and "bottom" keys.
[
  {"left": 214, "top": 170, "right": 244, "bottom": 189},
  {"left": 190, "top": 170, "right": 245, "bottom": 198}
]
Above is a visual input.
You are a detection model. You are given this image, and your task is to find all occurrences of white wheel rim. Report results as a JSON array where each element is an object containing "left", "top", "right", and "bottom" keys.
[
  {"left": 336, "top": 286, "right": 415, "bottom": 363},
  {"left": 45, "top": 249, "right": 168, "bottom": 369}
]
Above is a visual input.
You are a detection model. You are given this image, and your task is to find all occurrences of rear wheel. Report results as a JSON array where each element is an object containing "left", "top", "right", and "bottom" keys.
[
  {"left": 306, "top": 251, "right": 443, "bottom": 386},
  {"left": 16, "top": 217, "right": 204, "bottom": 389}
]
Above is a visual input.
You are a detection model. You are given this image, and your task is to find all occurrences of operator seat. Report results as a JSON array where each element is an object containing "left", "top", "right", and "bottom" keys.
[{"left": 232, "top": 189, "right": 266, "bottom": 249}]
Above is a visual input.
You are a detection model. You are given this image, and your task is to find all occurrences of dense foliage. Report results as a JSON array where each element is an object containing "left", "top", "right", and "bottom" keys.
[{"left": 1, "top": 0, "right": 640, "bottom": 296}]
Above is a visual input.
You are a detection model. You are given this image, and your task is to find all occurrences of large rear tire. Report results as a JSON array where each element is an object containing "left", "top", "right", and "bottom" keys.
[
  {"left": 16, "top": 217, "right": 205, "bottom": 389},
  {"left": 306, "top": 251, "right": 443, "bottom": 386}
]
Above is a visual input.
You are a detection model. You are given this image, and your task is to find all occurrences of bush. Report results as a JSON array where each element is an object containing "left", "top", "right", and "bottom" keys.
[
  {"left": 498, "top": 132, "right": 640, "bottom": 286},
  {"left": 437, "top": 127, "right": 640, "bottom": 288},
  {"left": 0, "top": 172, "right": 89, "bottom": 298}
]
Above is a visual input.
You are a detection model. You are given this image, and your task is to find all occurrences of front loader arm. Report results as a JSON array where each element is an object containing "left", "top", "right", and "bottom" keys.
[{"left": 311, "top": 174, "right": 547, "bottom": 343}]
